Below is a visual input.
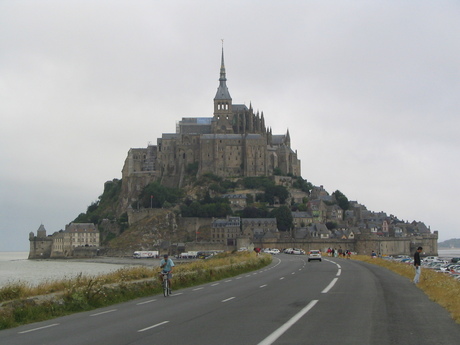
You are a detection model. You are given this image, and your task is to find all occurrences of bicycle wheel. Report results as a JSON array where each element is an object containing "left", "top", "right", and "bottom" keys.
[{"left": 163, "top": 277, "right": 169, "bottom": 297}]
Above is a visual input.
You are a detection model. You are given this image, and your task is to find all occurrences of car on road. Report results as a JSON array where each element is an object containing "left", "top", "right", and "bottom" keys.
[
  {"left": 291, "top": 248, "right": 305, "bottom": 255},
  {"left": 308, "top": 250, "right": 322, "bottom": 262},
  {"left": 263, "top": 248, "right": 280, "bottom": 255}
]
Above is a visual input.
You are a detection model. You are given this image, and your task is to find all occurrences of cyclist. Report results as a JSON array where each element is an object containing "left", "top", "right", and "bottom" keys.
[{"left": 159, "top": 254, "right": 175, "bottom": 293}]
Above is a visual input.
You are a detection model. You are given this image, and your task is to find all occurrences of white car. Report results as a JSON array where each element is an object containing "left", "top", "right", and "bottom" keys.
[
  {"left": 291, "top": 248, "right": 305, "bottom": 255},
  {"left": 308, "top": 250, "right": 322, "bottom": 262},
  {"left": 262, "top": 248, "right": 280, "bottom": 255}
]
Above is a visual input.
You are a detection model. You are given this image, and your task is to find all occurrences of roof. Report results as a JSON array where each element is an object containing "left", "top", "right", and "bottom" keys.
[
  {"left": 65, "top": 223, "right": 98, "bottom": 233},
  {"left": 232, "top": 104, "right": 249, "bottom": 112},
  {"left": 201, "top": 133, "right": 263, "bottom": 140}
]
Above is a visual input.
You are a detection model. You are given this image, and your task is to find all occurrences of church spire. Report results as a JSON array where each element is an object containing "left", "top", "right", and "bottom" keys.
[
  {"left": 212, "top": 41, "right": 233, "bottom": 134},
  {"left": 214, "top": 41, "right": 232, "bottom": 101}
]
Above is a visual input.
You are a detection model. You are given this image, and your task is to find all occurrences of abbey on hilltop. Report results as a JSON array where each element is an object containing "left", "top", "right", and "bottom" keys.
[{"left": 122, "top": 48, "right": 301, "bottom": 189}]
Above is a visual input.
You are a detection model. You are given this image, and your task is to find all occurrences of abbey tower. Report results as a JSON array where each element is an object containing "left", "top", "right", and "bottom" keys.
[{"left": 121, "top": 48, "right": 301, "bottom": 198}]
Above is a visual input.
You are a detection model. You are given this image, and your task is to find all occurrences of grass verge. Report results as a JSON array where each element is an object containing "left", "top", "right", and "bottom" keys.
[
  {"left": 0, "top": 252, "right": 271, "bottom": 330},
  {"left": 352, "top": 255, "right": 460, "bottom": 324}
]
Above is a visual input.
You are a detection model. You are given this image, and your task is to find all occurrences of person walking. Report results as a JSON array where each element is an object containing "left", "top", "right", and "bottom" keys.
[
  {"left": 413, "top": 246, "right": 423, "bottom": 284},
  {"left": 159, "top": 254, "right": 175, "bottom": 293}
]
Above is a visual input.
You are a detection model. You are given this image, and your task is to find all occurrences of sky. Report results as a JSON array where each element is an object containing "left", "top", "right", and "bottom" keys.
[{"left": 1, "top": 1, "right": 459, "bottom": 251}]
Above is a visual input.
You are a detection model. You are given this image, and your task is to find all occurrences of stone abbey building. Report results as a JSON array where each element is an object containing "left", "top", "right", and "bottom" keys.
[{"left": 122, "top": 49, "right": 301, "bottom": 190}]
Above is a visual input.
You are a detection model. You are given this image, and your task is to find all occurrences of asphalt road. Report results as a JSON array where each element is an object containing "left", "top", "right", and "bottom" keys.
[{"left": 1, "top": 254, "right": 460, "bottom": 345}]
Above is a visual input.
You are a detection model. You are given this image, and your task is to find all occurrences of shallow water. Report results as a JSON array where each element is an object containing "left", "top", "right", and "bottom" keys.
[{"left": 0, "top": 252, "right": 132, "bottom": 287}]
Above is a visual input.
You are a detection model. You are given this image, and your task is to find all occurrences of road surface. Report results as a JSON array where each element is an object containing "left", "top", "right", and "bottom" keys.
[{"left": 1, "top": 254, "right": 459, "bottom": 344}]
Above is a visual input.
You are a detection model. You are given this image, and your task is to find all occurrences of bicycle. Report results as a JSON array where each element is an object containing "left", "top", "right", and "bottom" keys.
[{"left": 161, "top": 271, "right": 171, "bottom": 297}]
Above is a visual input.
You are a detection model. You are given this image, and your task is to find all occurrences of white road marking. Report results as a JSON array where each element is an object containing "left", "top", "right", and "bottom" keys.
[
  {"left": 222, "top": 297, "right": 235, "bottom": 302},
  {"left": 90, "top": 309, "right": 117, "bottom": 316},
  {"left": 257, "top": 300, "right": 318, "bottom": 345},
  {"left": 225, "top": 280, "right": 232, "bottom": 282},
  {"left": 337, "top": 269, "right": 341, "bottom": 276},
  {"left": 18, "top": 323, "right": 59, "bottom": 334},
  {"left": 193, "top": 287, "right": 204, "bottom": 291},
  {"left": 280, "top": 277, "right": 285, "bottom": 280},
  {"left": 211, "top": 283, "right": 220, "bottom": 286},
  {"left": 236, "top": 277, "right": 242, "bottom": 279},
  {"left": 137, "top": 299, "right": 157, "bottom": 305},
  {"left": 322, "top": 278, "right": 339, "bottom": 293},
  {"left": 138, "top": 321, "right": 169, "bottom": 332},
  {"left": 260, "top": 284, "right": 267, "bottom": 288}
]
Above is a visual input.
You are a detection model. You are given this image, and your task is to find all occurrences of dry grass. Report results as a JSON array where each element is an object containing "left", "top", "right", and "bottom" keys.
[
  {"left": 0, "top": 252, "right": 271, "bottom": 329},
  {"left": 0, "top": 252, "right": 263, "bottom": 303},
  {"left": 353, "top": 255, "right": 460, "bottom": 324}
]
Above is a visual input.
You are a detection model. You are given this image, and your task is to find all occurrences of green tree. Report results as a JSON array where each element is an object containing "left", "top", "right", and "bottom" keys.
[
  {"left": 270, "top": 205, "right": 293, "bottom": 231},
  {"left": 138, "top": 182, "right": 182, "bottom": 208},
  {"left": 332, "top": 190, "right": 350, "bottom": 211}
]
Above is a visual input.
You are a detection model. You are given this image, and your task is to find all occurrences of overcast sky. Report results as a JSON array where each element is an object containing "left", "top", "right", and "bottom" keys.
[{"left": 1, "top": 1, "right": 459, "bottom": 251}]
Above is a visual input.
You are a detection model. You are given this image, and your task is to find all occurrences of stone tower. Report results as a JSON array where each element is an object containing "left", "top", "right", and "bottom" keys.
[{"left": 212, "top": 46, "right": 234, "bottom": 134}]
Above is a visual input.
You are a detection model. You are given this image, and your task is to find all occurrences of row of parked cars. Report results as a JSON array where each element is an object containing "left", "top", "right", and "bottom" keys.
[
  {"left": 261, "top": 248, "right": 322, "bottom": 261},
  {"left": 283, "top": 248, "right": 306, "bottom": 255},
  {"left": 385, "top": 255, "right": 460, "bottom": 281}
]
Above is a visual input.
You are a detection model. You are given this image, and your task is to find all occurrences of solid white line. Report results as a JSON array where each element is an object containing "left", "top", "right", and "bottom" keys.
[
  {"left": 337, "top": 269, "right": 342, "bottom": 276},
  {"left": 90, "top": 309, "right": 117, "bottom": 317},
  {"left": 137, "top": 299, "right": 157, "bottom": 305},
  {"left": 222, "top": 297, "right": 235, "bottom": 302},
  {"left": 18, "top": 323, "right": 59, "bottom": 334},
  {"left": 322, "top": 278, "right": 339, "bottom": 293},
  {"left": 257, "top": 300, "right": 318, "bottom": 345},
  {"left": 138, "top": 321, "right": 169, "bottom": 332}
]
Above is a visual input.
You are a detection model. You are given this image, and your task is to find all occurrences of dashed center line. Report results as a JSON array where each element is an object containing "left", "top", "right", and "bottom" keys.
[
  {"left": 137, "top": 299, "right": 156, "bottom": 305},
  {"left": 138, "top": 321, "right": 169, "bottom": 332},
  {"left": 90, "top": 309, "right": 117, "bottom": 317},
  {"left": 322, "top": 278, "right": 338, "bottom": 294},
  {"left": 222, "top": 297, "right": 235, "bottom": 302},
  {"left": 18, "top": 324, "right": 59, "bottom": 334}
]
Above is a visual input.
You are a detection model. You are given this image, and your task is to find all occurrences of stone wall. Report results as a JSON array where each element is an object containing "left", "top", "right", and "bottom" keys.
[{"left": 28, "top": 237, "right": 53, "bottom": 259}]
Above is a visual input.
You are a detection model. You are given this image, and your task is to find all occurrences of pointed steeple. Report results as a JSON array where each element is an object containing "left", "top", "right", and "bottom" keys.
[
  {"left": 213, "top": 41, "right": 233, "bottom": 134},
  {"left": 214, "top": 44, "right": 232, "bottom": 101}
]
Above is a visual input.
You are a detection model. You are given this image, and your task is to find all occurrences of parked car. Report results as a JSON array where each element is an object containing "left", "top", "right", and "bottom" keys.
[
  {"left": 262, "top": 248, "right": 279, "bottom": 255},
  {"left": 423, "top": 256, "right": 439, "bottom": 263},
  {"left": 451, "top": 257, "right": 460, "bottom": 263},
  {"left": 291, "top": 248, "right": 305, "bottom": 255},
  {"left": 308, "top": 250, "right": 322, "bottom": 262}
]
